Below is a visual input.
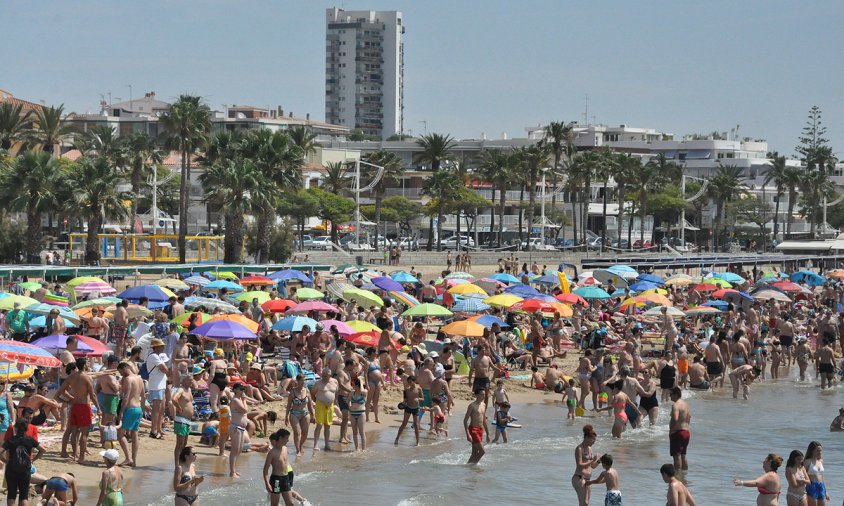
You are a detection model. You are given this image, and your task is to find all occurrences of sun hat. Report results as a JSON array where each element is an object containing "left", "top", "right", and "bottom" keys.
[
  {"left": 100, "top": 449, "right": 119, "bottom": 462},
  {"left": 191, "top": 365, "right": 204, "bottom": 376},
  {"left": 214, "top": 348, "right": 225, "bottom": 357},
  {"left": 150, "top": 338, "right": 165, "bottom": 347}
]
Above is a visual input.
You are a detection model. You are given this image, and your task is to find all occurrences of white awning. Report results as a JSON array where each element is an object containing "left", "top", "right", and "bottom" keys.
[{"left": 775, "top": 241, "right": 834, "bottom": 251}]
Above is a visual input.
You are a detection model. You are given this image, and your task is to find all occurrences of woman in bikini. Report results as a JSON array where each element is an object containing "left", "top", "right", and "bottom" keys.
[
  {"left": 228, "top": 383, "right": 250, "bottom": 478},
  {"left": 571, "top": 424, "right": 600, "bottom": 506},
  {"left": 349, "top": 378, "right": 368, "bottom": 451},
  {"left": 208, "top": 349, "right": 229, "bottom": 413},
  {"left": 804, "top": 441, "right": 828, "bottom": 506},
  {"left": 284, "top": 375, "right": 314, "bottom": 457},
  {"left": 637, "top": 369, "right": 659, "bottom": 426},
  {"left": 733, "top": 453, "right": 782, "bottom": 506},
  {"left": 174, "top": 446, "right": 204, "bottom": 506},
  {"left": 601, "top": 380, "right": 634, "bottom": 439},
  {"left": 785, "top": 450, "right": 810, "bottom": 506},
  {"left": 576, "top": 351, "right": 595, "bottom": 410}
]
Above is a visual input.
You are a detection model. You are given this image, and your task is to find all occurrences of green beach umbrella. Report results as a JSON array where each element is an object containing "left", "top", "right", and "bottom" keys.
[
  {"left": 402, "top": 303, "right": 453, "bottom": 317},
  {"left": 19, "top": 282, "right": 42, "bottom": 292},
  {"left": 342, "top": 288, "right": 384, "bottom": 307},
  {"left": 232, "top": 291, "right": 272, "bottom": 303},
  {"left": 171, "top": 312, "right": 214, "bottom": 327},
  {"left": 295, "top": 288, "right": 324, "bottom": 300}
]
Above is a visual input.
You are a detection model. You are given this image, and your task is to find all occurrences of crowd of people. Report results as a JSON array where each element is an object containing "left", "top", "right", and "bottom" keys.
[{"left": 0, "top": 260, "right": 840, "bottom": 505}]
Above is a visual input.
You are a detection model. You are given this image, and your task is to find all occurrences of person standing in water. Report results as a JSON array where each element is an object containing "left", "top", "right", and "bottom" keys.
[
  {"left": 174, "top": 446, "right": 204, "bottom": 506},
  {"left": 264, "top": 428, "right": 294, "bottom": 506},
  {"left": 668, "top": 387, "right": 691, "bottom": 471},
  {"left": 464, "top": 389, "right": 489, "bottom": 464},
  {"left": 661, "top": 463, "right": 695, "bottom": 506},
  {"left": 96, "top": 449, "right": 124, "bottom": 506},
  {"left": 785, "top": 450, "right": 810, "bottom": 506},
  {"left": 585, "top": 453, "right": 622, "bottom": 506},
  {"left": 804, "top": 441, "right": 828, "bottom": 506},
  {"left": 733, "top": 453, "right": 783, "bottom": 505},
  {"left": 571, "top": 424, "right": 600, "bottom": 506}
]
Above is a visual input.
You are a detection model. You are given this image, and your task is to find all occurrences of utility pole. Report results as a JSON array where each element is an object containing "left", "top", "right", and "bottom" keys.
[{"left": 127, "top": 85, "right": 133, "bottom": 111}]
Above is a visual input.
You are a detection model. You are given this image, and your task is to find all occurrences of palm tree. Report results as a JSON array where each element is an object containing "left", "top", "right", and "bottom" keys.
[
  {"left": 200, "top": 158, "right": 266, "bottom": 263},
  {"left": 542, "top": 121, "right": 576, "bottom": 214},
  {"left": 707, "top": 164, "right": 748, "bottom": 248},
  {"left": 478, "top": 149, "right": 514, "bottom": 246},
  {"left": 123, "top": 132, "right": 165, "bottom": 228},
  {"left": 569, "top": 154, "right": 596, "bottom": 244},
  {"left": 322, "top": 161, "right": 350, "bottom": 194},
  {"left": 0, "top": 103, "right": 33, "bottom": 152},
  {"left": 160, "top": 95, "right": 211, "bottom": 263},
  {"left": 416, "top": 133, "right": 456, "bottom": 249},
  {"left": 421, "top": 170, "right": 460, "bottom": 251},
  {"left": 30, "top": 105, "right": 74, "bottom": 156},
  {"left": 288, "top": 126, "right": 318, "bottom": 160},
  {"left": 0, "top": 151, "right": 58, "bottom": 262},
  {"left": 515, "top": 145, "right": 548, "bottom": 251},
  {"left": 65, "top": 156, "right": 130, "bottom": 264},
  {"left": 362, "top": 150, "right": 403, "bottom": 250},
  {"left": 798, "top": 169, "right": 836, "bottom": 236},
  {"left": 241, "top": 129, "right": 304, "bottom": 262},
  {"left": 614, "top": 154, "right": 640, "bottom": 248},
  {"left": 780, "top": 165, "right": 803, "bottom": 238},
  {"left": 763, "top": 154, "right": 788, "bottom": 241},
  {"left": 586, "top": 149, "right": 618, "bottom": 252}
]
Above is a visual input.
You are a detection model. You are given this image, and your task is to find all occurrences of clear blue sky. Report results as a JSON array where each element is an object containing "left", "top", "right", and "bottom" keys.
[{"left": 3, "top": 1, "right": 843, "bottom": 155}]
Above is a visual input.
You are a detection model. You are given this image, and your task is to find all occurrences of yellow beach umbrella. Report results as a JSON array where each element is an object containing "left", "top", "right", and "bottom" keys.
[
  {"left": 640, "top": 288, "right": 669, "bottom": 296},
  {"left": 637, "top": 292, "right": 672, "bottom": 306},
  {"left": 709, "top": 278, "right": 732, "bottom": 288},
  {"left": 154, "top": 278, "right": 190, "bottom": 291},
  {"left": 232, "top": 291, "right": 272, "bottom": 303},
  {"left": 346, "top": 320, "right": 380, "bottom": 332},
  {"left": 0, "top": 295, "right": 39, "bottom": 311},
  {"left": 483, "top": 294, "right": 523, "bottom": 307},
  {"left": 66, "top": 276, "right": 106, "bottom": 287},
  {"left": 448, "top": 284, "right": 487, "bottom": 295}
]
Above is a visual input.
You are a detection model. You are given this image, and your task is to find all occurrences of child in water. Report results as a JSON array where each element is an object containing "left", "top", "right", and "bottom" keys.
[
  {"left": 492, "top": 380, "right": 510, "bottom": 408},
  {"left": 491, "top": 402, "right": 514, "bottom": 443},
  {"left": 431, "top": 397, "right": 448, "bottom": 438},
  {"left": 563, "top": 378, "right": 578, "bottom": 419}
]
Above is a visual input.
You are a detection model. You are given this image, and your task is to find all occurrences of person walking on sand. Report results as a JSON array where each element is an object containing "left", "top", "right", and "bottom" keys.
[
  {"left": 117, "top": 361, "right": 145, "bottom": 467},
  {"left": 734, "top": 453, "right": 783, "bottom": 506},
  {"left": 586, "top": 453, "right": 622, "bottom": 506},
  {"left": 310, "top": 368, "right": 338, "bottom": 452},
  {"left": 669, "top": 387, "right": 691, "bottom": 471},
  {"left": 661, "top": 463, "right": 695, "bottom": 506},
  {"left": 56, "top": 357, "right": 100, "bottom": 464},
  {"left": 464, "top": 389, "right": 489, "bottom": 464},
  {"left": 96, "top": 449, "right": 124, "bottom": 506},
  {"left": 264, "top": 428, "right": 294, "bottom": 506}
]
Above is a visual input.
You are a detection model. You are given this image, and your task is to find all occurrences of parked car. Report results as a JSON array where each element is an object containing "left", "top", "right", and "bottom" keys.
[
  {"left": 441, "top": 236, "right": 475, "bottom": 250},
  {"left": 554, "top": 238, "right": 577, "bottom": 249},
  {"left": 610, "top": 239, "right": 630, "bottom": 249},
  {"left": 309, "top": 236, "right": 334, "bottom": 250},
  {"left": 632, "top": 239, "right": 654, "bottom": 249},
  {"left": 398, "top": 237, "right": 419, "bottom": 251},
  {"left": 294, "top": 234, "right": 314, "bottom": 249},
  {"left": 520, "top": 238, "right": 556, "bottom": 251}
]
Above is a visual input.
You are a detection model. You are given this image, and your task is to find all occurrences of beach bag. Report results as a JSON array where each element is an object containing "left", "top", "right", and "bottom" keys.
[{"left": 139, "top": 361, "right": 150, "bottom": 380}]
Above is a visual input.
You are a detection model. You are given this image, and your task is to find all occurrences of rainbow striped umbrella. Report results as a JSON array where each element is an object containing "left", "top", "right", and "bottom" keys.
[
  {"left": 389, "top": 290, "right": 420, "bottom": 308},
  {"left": 0, "top": 340, "right": 61, "bottom": 367}
]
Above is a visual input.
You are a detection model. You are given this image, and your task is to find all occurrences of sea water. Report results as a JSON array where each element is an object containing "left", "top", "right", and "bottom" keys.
[{"left": 112, "top": 367, "right": 842, "bottom": 505}]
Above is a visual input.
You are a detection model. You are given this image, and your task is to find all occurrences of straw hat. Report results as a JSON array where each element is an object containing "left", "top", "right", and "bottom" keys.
[{"left": 150, "top": 338, "right": 165, "bottom": 347}]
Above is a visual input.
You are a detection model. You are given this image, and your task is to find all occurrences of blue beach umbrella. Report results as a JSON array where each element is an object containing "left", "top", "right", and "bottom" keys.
[
  {"left": 628, "top": 281, "right": 659, "bottom": 292},
  {"left": 702, "top": 300, "right": 729, "bottom": 310},
  {"left": 712, "top": 272, "right": 746, "bottom": 284},
  {"left": 452, "top": 298, "right": 491, "bottom": 313},
  {"left": 504, "top": 284, "right": 541, "bottom": 298},
  {"left": 273, "top": 316, "right": 319, "bottom": 332},
  {"left": 268, "top": 269, "right": 313, "bottom": 284},
  {"left": 390, "top": 271, "right": 419, "bottom": 284},
  {"left": 371, "top": 276, "right": 404, "bottom": 292},
  {"left": 118, "top": 285, "right": 174, "bottom": 309},
  {"left": 490, "top": 273, "right": 521, "bottom": 284},
  {"left": 203, "top": 280, "right": 244, "bottom": 292},
  {"left": 472, "top": 315, "right": 510, "bottom": 328},
  {"left": 636, "top": 273, "right": 664, "bottom": 285},
  {"left": 790, "top": 270, "right": 826, "bottom": 287},
  {"left": 573, "top": 286, "right": 612, "bottom": 300}
]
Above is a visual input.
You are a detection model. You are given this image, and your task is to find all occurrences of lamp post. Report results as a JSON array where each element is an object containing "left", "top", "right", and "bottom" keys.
[
  {"left": 680, "top": 173, "right": 709, "bottom": 246},
  {"left": 349, "top": 159, "right": 386, "bottom": 248},
  {"left": 540, "top": 168, "right": 548, "bottom": 248}
]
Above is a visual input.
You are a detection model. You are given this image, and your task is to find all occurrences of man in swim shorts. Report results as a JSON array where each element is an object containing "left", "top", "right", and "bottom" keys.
[
  {"left": 56, "top": 357, "right": 100, "bottom": 464},
  {"left": 171, "top": 373, "right": 195, "bottom": 467},
  {"left": 117, "top": 361, "right": 145, "bottom": 467},
  {"left": 464, "top": 389, "right": 489, "bottom": 464},
  {"left": 668, "top": 387, "right": 691, "bottom": 470},
  {"left": 311, "top": 368, "right": 337, "bottom": 451},
  {"left": 96, "top": 355, "right": 121, "bottom": 440}
]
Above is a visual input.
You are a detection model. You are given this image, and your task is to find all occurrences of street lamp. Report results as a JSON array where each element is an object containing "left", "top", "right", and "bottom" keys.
[
  {"left": 680, "top": 174, "right": 709, "bottom": 245},
  {"left": 348, "top": 159, "right": 385, "bottom": 248}
]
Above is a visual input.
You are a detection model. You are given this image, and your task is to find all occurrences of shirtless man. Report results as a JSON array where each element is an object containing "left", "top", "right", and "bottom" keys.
[
  {"left": 815, "top": 335, "right": 837, "bottom": 389},
  {"left": 95, "top": 355, "right": 121, "bottom": 443},
  {"left": 467, "top": 346, "right": 498, "bottom": 404},
  {"left": 729, "top": 364, "right": 759, "bottom": 400},
  {"left": 544, "top": 364, "right": 564, "bottom": 393},
  {"left": 661, "top": 463, "right": 696, "bottom": 505},
  {"left": 336, "top": 359, "right": 354, "bottom": 445},
  {"left": 56, "top": 358, "right": 100, "bottom": 464},
  {"left": 171, "top": 373, "right": 195, "bottom": 467},
  {"left": 16, "top": 384, "right": 59, "bottom": 427},
  {"left": 830, "top": 407, "right": 844, "bottom": 432},
  {"left": 668, "top": 387, "right": 691, "bottom": 471},
  {"left": 776, "top": 313, "right": 795, "bottom": 365},
  {"left": 416, "top": 358, "right": 436, "bottom": 430},
  {"left": 57, "top": 336, "right": 78, "bottom": 430},
  {"left": 117, "top": 361, "right": 145, "bottom": 467},
  {"left": 703, "top": 336, "right": 725, "bottom": 388},
  {"left": 310, "top": 369, "right": 338, "bottom": 451},
  {"left": 687, "top": 356, "right": 710, "bottom": 391},
  {"left": 48, "top": 308, "right": 67, "bottom": 335},
  {"left": 464, "top": 389, "right": 489, "bottom": 464},
  {"left": 264, "top": 428, "right": 294, "bottom": 506},
  {"left": 112, "top": 300, "right": 130, "bottom": 357},
  {"left": 325, "top": 339, "right": 345, "bottom": 375}
]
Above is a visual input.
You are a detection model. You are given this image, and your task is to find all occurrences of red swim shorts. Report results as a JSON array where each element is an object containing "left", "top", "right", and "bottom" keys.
[
  {"left": 469, "top": 425, "right": 484, "bottom": 444},
  {"left": 70, "top": 403, "right": 93, "bottom": 428},
  {"left": 670, "top": 429, "right": 690, "bottom": 456}
]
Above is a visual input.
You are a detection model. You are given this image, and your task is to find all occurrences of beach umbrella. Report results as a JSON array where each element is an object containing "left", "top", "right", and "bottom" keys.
[
  {"left": 534, "top": 272, "right": 564, "bottom": 285},
  {"left": 342, "top": 288, "right": 384, "bottom": 307},
  {"left": 644, "top": 306, "right": 686, "bottom": 318},
  {"left": 261, "top": 299, "right": 296, "bottom": 313},
  {"left": 239, "top": 275, "right": 276, "bottom": 287},
  {"left": 232, "top": 291, "right": 272, "bottom": 304},
  {"left": 371, "top": 276, "right": 404, "bottom": 292},
  {"left": 73, "top": 281, "right": 117, "bottom": 296},
  {"left": 790, "top": 270, "right": 826, "bottom": 287},
  {"left": 325, "top": 281, "right": 355, "bottom": 301},
  {"left": 548, "top": 302, "right": 574, "bottom": 317},
  {"left": 171, "top": 312, "right": 213, "bottom": 328},
  {"left": 702, "top": 300, "right": 729, "bottom": 310},
  {"left": 210, "top": 271, "right": 239, "bottom": 281},
  {"left": 508, "top": 299, "right": 556, "bottom": 313},
  {"left": 118, "top": 285, "right": 175, "bottom": 308},
  {"left": 28, "top": 315, "right": 72, "bottom": 328},
  {"left": 390, "top": 271, "right": 419, "bottom": 284},
  {"left": 203, "top": 280, "right": 244, "bottom": 292},
  {"left": 664, "top": 274, "right": 694, "bottom": 287},
  {"left": 692, "top": 283, "right": 718, "bottom": 292},
  {"left": 192, "top": 320, "right": 256, "bottom": 341},
  {"left": 709, "top": 278, "right": 733, "bottom": 288},
  {"left": 712, "top": 272, "right": 746, "bottom": 284},
  {"left": 294, "top": 288, "right": 324, "bottom": 301},
  {"left": 105, "top": 303, "right": 154, "bottom": 319},
  {"left": 25, "top": 303, "right": 81, "bottom": 325},
  {"left": 441, "top": 320, "right": 487, "bottom": 337},
  {"left": 74, "top": 306, "right": 113, "bottom": 320},
  {"left": 474, "top": 278, "right": 505, "bottom": 294},
  {"left": 210, "top": 314, "right": 260, "bottom": 332},
  {"left": 401, "top": 303, "right": 452, "bottom": 317},
  {"left": 153, "top": 279, "right": 190, "bottom": 291},
  {"left": 637, "top": 273, "right": 664, "bottom": 285},
  {"left": 268, "top": 269, "right": 313, "bottom": 284},
  {"left": 346, "top": 320, "right": 381, "bottom": 333},
  {"left": 184, "top": 276, "right": 210, "bottom": 287},
  {"left": 451, "top": 298, "right": 490, "bottom": 313},
  {"left": 712, "top": 288, "right": 739, "bottom": 299},
  {"left": 469, "top": 315, "right": 510, "bottom": 328},
  {"left": 751, "top": 289, "right": 792, "bottom": 303},
  {"left": 287, "top": 300, "right": 338, "bottom": 313},
  {"left": 685, "top": 306, "right": 722, "bottom": 315},
  {"left": 573, "top": 286, "right": 611, "bottom": 300},
  {"left": 332, "top": 264, "right": 365, "bottom": 275},
  {"left": 723, "top": 291, "right": 754, "bottom": 305},
  {"left": 183, "top": 296, "right": 239, "bottom": 314},
  {"left": 577, "top": 272, "right": 598, "bottom": 285},
  {"left": 445, "top": 272, "right": 475, "bottom": 280},
  {"left": 825, "top": 270, "right": 844, "bottom": 280},
  {"left": 389, "top": 291, "right": 420, "bottom": 308},
  {"left": 770, "top": 280, "right": 802, "bottom": 292},
  {"left": 0, "top": 340, "right": 61, "bottom": 367},
  {"left": 344, "top": 331, "right": 382, "bottom": 349},
  {"left": 66, "top": 276, "right": 107, "bottom": 287},
  {"left": 504, "top": 284, "right": 541, "bottom": 298},
  {"left": 592, "top": 269, "right": 628, "bottom": 287},
  {"left": 525, "top": 293, "right": 559, "bottom": 303},
  {"left": 489, "top": 273, "right": 521, "bottom": 284},
  {"left": 72, "top": 335, "right": 112, "bottom": 357},
  {"left": 484, "top": 294, "right": 523, "bottom": 307},
  {"left": 619, "top": 297, "right": 647, "bottom": 310},
  {"left": 273, "top": 316, "right": 319, "bottom": 332},
  {"left": 607, "top": 265, "right": 639, "bottom": 279},
  {"left": 19, "top": 282, "right": 42, "bottom": 292},
  {"left": 319, "top": 319, "right": 355, "bottom": 335},
  {"left": 0, "top": 295, "right": 39, "bottom": 311},
  {"left": 640, "top": 288, "right": 669, "bottom": 296},
  {"left": 609, "top": 288, "right": 629, "bottom": 298},
  {"left": 448, "top": 283, "right": 487, "bottom": 296},
  {"left": 556, "top": 293, "right": 587, "bottom": 305},
  {"left": 628, "top": 281, "right": 659, "bottom": 292}
]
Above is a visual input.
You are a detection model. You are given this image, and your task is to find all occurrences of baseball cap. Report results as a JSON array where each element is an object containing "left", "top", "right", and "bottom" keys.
[{"left": 100, "top": 449, "right": 119, "bottom": 462}]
